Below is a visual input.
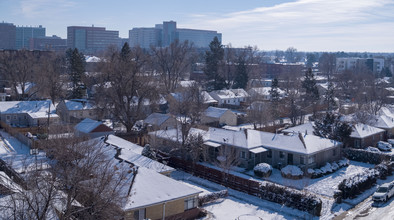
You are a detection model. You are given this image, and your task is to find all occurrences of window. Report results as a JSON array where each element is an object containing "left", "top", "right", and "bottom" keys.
[
  {"left": 133, "top": 208, "right": 146, "bottom": 220},
  {"left": 308, "top": 155, "right": 316, "bottom": 164},
  {"left": 279, "top": 151, "right": 285, "bottom": 159},
  {"left": 13, "top": 115, "right": 16, "bottom": 120},
  {"left": 184, "top": 197, "right": 197, "bottom": 210},
  {"left": 333, "top": 149, "right": 336, "bottom": 156},
  {"left": 300, "top": 156, "right": 305, "bottom": 165},
  {"left": 240, "top": 151, "right": 246, "bottom": 159},
  {"left": 6, "top": 115, "right": 10, "bottom": 120},
  {"left": 267, "top": 149, "right": 272, "bottom": 158}
]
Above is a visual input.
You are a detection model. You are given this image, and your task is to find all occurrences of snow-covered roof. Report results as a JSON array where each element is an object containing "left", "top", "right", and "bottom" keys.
[
  {"left": 149, "top": 128, "right": 208, "bottom": 143},
  {"left": 118, "top": 149, "right": 175, "bottom": 173},
  {"left": 124, "top": 166, "right": 201, "bottom": 211},
  {"left": 85, "top": 55, "right": 101, "bottom": 63},
  {"left": 0, "top": 100, "right": 58, "bottom": 119},
  {"left": 201, "top": 91, "right": 218, "bottom": 104},
  {"left": 144, "top": 113, "right": 171, "bottom": 126},
  {"left": 350, "top": 123, "right": 385, "bottom": 138},
  {"left": 105, "top": 134, "right": 143, "bottom": 154},
  {"left": 204, "top": 106, "right": 231, "bottom": 118},
  {"left": 379, "top": 107, "right": 394, "bottom": 119},
  {"left": 368, "top": 115, "right": 394, "bottom": 129},
  {"left": 74, "top": 118, "right": 103, "bottom": 134},
  {"left": 16, "top": 82, "right": 35, "bottom": 95},
  {"left": 179, "top": 80, "right": 196, "bottom": 87},
  {"left": 207, "top": 128, "right": 340, "bottom": 155},
  {"left": 210, "top": 89, "right": 249, "bottom": 100},
  {"left": 248, "top": 87, "right": 285, "bottom": 96},
  {"left": 282, "top": 122, "right": 315, "bottom": 135},
  {"left": 64, "top": 99, "right": 95, "bottom": 110}
]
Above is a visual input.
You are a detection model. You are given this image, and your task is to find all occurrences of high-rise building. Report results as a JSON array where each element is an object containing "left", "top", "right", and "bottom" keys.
[
  {"left": 0, "top": 22, "right": 16, "bottom": 50},
  {"left": 128, "top": 21, "right": 222, "bottom": 49},
  {"left": 336, "top": 57, "right": 384, "bottom": 74},
  {"left": 67, "top": 26, "right": 119, "bottom": 54},
  {"left": 129, "top": 27, "right": 162, "bottom": 48},
  {"left": 29, "top": 35, "right": 67, "bottom": 52},
  {"left": 177, "top": 28, "right": 222, "bottom": 48},
  {"left": 16, "top": 25, "right": 46, "bottom": 49}
]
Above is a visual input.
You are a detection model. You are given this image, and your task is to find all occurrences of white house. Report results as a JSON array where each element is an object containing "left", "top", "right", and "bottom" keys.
[
  {"left": 143, "top": 113, "right": 177, "bottom": 131},
  {"left": 201, "top": 106, "right": 238, "bottom": 126},
  {"left": 56, "top": 99, "right": 97, "bottom": 123},
  {"left": 209, "top": 89, "right": 249, "bottom": 106},
  {"left": 248, "top": 87, "right": 285, "bottom": 101}
]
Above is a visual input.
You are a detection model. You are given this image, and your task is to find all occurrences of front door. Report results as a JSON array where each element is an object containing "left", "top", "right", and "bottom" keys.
[{"left": 287, "top": 153, "right": 293, "bottom": 165}]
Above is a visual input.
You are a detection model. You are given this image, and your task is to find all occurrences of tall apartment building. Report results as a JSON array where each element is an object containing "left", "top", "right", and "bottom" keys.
[
  {"left": 128, "top": 21, "right": 222, "bottom": 48},
  {"left": 336, "top": 57, "right": 384, "bottom": 74},
  {"left": 67, "top": 26, "right": 119, "bottom": 54},
  {"left": 0, "top": 22, "right": 16, "bottom": 50},
  {"left": 16, "top": 25, "right": 46, "bottom": 49}
]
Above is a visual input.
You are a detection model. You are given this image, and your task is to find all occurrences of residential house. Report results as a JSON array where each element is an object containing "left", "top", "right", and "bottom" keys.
[
  {"left": 143, "top": 113, "right": 177, "bottom": 131},
  {"left": 74, "top": 118, "right": 114, "bottom": 138},
  {"left": 204, "top": 128, "right": 341, "bottom": 170},
  {"left": 56, "top": 99, "right": 97, "bottom": 123},
  {"left": 349, "top": 123, "right": 385, "bottom": 148},
  {"left": 0, "top": 100, "right": 59, "bottom": 127},
  {"left": 368, "top": 115, "right": 394, "bottom": 139},
  {"left": 201, "top": 91, "right": 218, "bottom": 106},
  {"left": 201, "top": 106, "right": 238, "bottom": 126},
  {"left": 209, "top": 89, "right": 249, "bottom": 107},
  {"left": 282, "top": 122, "right": 315, "bottom": 135},
  {"left": 247, "top": 87, "right": 285, "bottom": 101}
]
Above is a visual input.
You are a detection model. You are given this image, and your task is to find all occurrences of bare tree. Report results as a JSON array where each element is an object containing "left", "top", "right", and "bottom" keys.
[
  {"left": 96, "top": 43, "right": 158, "bottom": 132},
  {"left": 151, "top": 40, "right": 194, "bottom": 93},
  {"left": 215, "top": 145, "right": 240, "bottom": 175}
]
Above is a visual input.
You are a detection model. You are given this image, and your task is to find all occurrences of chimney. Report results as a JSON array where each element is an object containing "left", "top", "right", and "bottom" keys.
[{"left": 299, "top": 132, "right": 307, "bottom": 149}]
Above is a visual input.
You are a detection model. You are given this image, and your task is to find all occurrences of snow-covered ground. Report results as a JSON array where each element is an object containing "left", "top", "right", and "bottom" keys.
[{"left": 172, "top": 171, "right": 313, "bottom": 220}]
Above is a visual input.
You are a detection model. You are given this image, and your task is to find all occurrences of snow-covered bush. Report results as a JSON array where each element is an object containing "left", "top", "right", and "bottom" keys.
[
  {"left": 281, "top": 165, "right": 303, "bottom": 179},
  {"left": 331, "top": 161, "right": 339, "bottom": 170},
  {"left": 343, "top": 148, "right": 392, "bottom": 164},
  {"left": 253, "top": 163, "right": 272, "bottom": 177},
  {"left": 198, "top": 190, "right": 228, "bottom": 206},
  {"left": 320, "top": 163, "right": 333, "bottom": 174},
  {"left": 259, "top": 182, "right": 322, "bottom": 216},
  {"left": 338, "top": 158, "right": 349, "bottom": 167},
  {"left": 338, "top": 161, "right": 392, "bottom": 199}
]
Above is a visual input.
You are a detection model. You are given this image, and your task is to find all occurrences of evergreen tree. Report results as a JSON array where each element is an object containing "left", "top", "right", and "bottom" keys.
[
  {"left": 313, "top": 112, "right": 352, "bottom": 142},
  {"left": 302, "top": 68, "right": 319, "bottom": 101},
  {"left": 204, "top": 37, "right": 226, "bottom": 90},
  {"left": 232, "top": 57, "right": 248, "bottom": 89},
  {"left": 269, "top": 78, "right": 280, "bottom": 123},
  {"left": 324, "top": 81, "right": 336, "bottom": 111},
  {"left": 66, "top": 48, "right": 86, "bottom": 99}
]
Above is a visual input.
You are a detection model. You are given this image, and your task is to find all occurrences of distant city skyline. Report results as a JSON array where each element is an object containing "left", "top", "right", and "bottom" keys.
[{"left": 1, "top": 0, "right": 394, "bottom": 52}]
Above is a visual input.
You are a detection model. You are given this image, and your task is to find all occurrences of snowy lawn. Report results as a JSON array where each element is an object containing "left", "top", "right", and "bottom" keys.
[
  {"left": 0, "top": 130, "right": 31, "bottom": 155},
  {"left": 172, "top": 171, "right": 312, "bottom": 220}
]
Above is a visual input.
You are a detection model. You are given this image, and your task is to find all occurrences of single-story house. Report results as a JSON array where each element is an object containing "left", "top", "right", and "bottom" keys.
[
  {"left": 247, "top": 87, "right": 285, "bottom": 101},
  {"left": 74, "top": 118, "right": 114, "bottom": 138},
  {"left": 0, "top": 100, "right": 59, "bottom": 127},
  {"left": 56, "top": 99, "right": 97, "bottom": 123},
  {"left": 348, "top": 123, "right": 385, "bottom": 148},
  {"left": 282, "top": 122, "right": 315, "bottom": 135},
  {"left": 143, "top": 113, "right": 177, "bottom": 131},
  {"left": 201, "top": 106, "right": 238, "bottom": 126},
  {"left": 204, "top": 127, "right": 342, "bottom": 170},
  {"left": 368, "top": 115, "right": 394, "bottom": 139},
  {"left": 201, "top": 91, "right": 218, "bottom": 106},
  {"left": 209, "top": 89, "right": 249, "bottom": 107}
]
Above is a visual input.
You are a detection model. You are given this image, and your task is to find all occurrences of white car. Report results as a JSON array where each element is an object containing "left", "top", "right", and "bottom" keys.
[
  {"left": 377, "top": 141, "right": 392, "bottom": 151},
  {"left": 372, "top": 182, "right": 394, "bottom": 202},
  {"left": 365, "top": 146, "right": 380, "bottom": 153}
]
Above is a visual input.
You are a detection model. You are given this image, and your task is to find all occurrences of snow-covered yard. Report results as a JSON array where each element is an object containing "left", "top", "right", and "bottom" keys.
[{"left": 172, "top": 171, "right": 312, "bottom": 220}]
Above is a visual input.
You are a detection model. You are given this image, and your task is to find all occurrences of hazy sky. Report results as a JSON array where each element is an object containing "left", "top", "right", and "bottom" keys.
[{"left": 1, "top": 0, "right": 394, "bottom": 52}]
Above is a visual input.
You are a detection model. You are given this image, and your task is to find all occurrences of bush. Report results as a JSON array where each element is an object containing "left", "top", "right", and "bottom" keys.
[
  {"left": 308, "top": 159, "right": 349, "bottom": 179},
  {"left": 254, "top": 163, "right": 272, "bottom": 178},
  {"left": 281, "top": 165, "right": 303, "bottom": 179},
  {"left": 343, "top": 148, "right": 392, "bottom": 164},
  {"left": 337, "top": 162, "right": 392, "bottom": 199},
  {"left": 198, "top": 190, "right": 228, "bottom": 206},
  {"left": 259, "top": 182, "right": 322, "bottom": 216}
]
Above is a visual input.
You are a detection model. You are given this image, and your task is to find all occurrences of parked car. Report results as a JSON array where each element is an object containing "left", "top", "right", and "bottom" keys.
[
  {"left": 372, "top": 182, "right": 394, "bottom": 202},
  {"left": 365, "top": 146, "right": 380, "bottom": 153},
  {"left": 377, "top": 141, "right": 392, "bottom": 151},
  {"left": 387, "top": 139, "right": 394, "bottom": 146}
]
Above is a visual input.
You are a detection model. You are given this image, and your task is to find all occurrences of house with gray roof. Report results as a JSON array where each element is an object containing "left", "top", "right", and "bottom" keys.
[
  {"left": 143, "top": 113, "right": 176, "bottom": 131},
  {"left": 201, "top": 106, "right": 237, "bottom": 126},
  {"left": 74, "top": 118, "right": 114, "bottom": 138}
]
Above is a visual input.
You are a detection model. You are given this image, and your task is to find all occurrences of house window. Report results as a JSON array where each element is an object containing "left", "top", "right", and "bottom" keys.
[
  {"left": 279, "top": 151, "right": 285, "bottom": 159},
  {"left": 6, "top": 115, "right": 10, "bottom": 120},
  {"left": 300, "top": 156, "right": 305, "bottom": 165},
  {"left": 13, "top": 115, "right": 16, "bottom": 120},
  {"left": 184, "top": 197, "right": 197, "bottom": 210},
  {"left": 354, "top": 139, "right": 361, "bottom": 148},
  {"left": 133, "top": 208, "right": 146, "bottom": 220},
  {"left": 308, "top": 155, "right": 316, "bottom": 164},
  {"left": 333, "top": 149, "right": 336, "bottom": 156},
  {"left": 267, "top": 149, "right": 272, "bottom": 158},
  {"left": 240, "top": 151, "right": 246, "bottom": 159}
]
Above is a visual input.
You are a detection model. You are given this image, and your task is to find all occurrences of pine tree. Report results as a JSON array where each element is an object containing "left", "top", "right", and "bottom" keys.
[
  {"left": 66, "top": 48, "right": 86, "bottom": 99},
  {"left": 313, "top": 112, "right": 352, "bottom": 142},
  {"left": 204, "top": 37, "right": 226, "bottom": 90},
  {"left": 302, "top": 68, "right": 319, "bottom": 101},
  {"left": 324, "top": 81, "right": 336, "bottom": 111},
  {"left": 232, "top": 57, "right": 248, "bottom": 89},
  {"left": 269, "top": 78, "right": 280, "bottom": 122}
]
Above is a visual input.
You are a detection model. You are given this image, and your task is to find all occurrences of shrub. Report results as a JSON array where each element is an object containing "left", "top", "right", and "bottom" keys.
[
  {"left": 309, "top": 159, "right": 349, "bottom": 179},
  {"left": 281, "top": 165, "right": 303, "bottom": 179},
  {"left": 254, "top": 163, "right": 272, "bottom": 178},
  {"left": 343, "top": 148, "right": 392, "bottom": 164},
  {"left": 198, "top": 190, "right": 228, "bottom": 206}
]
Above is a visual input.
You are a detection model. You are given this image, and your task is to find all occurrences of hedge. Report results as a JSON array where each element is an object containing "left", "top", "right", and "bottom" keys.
[{"left": 343, "top": 148, "right": 393, "bottom": 164}]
